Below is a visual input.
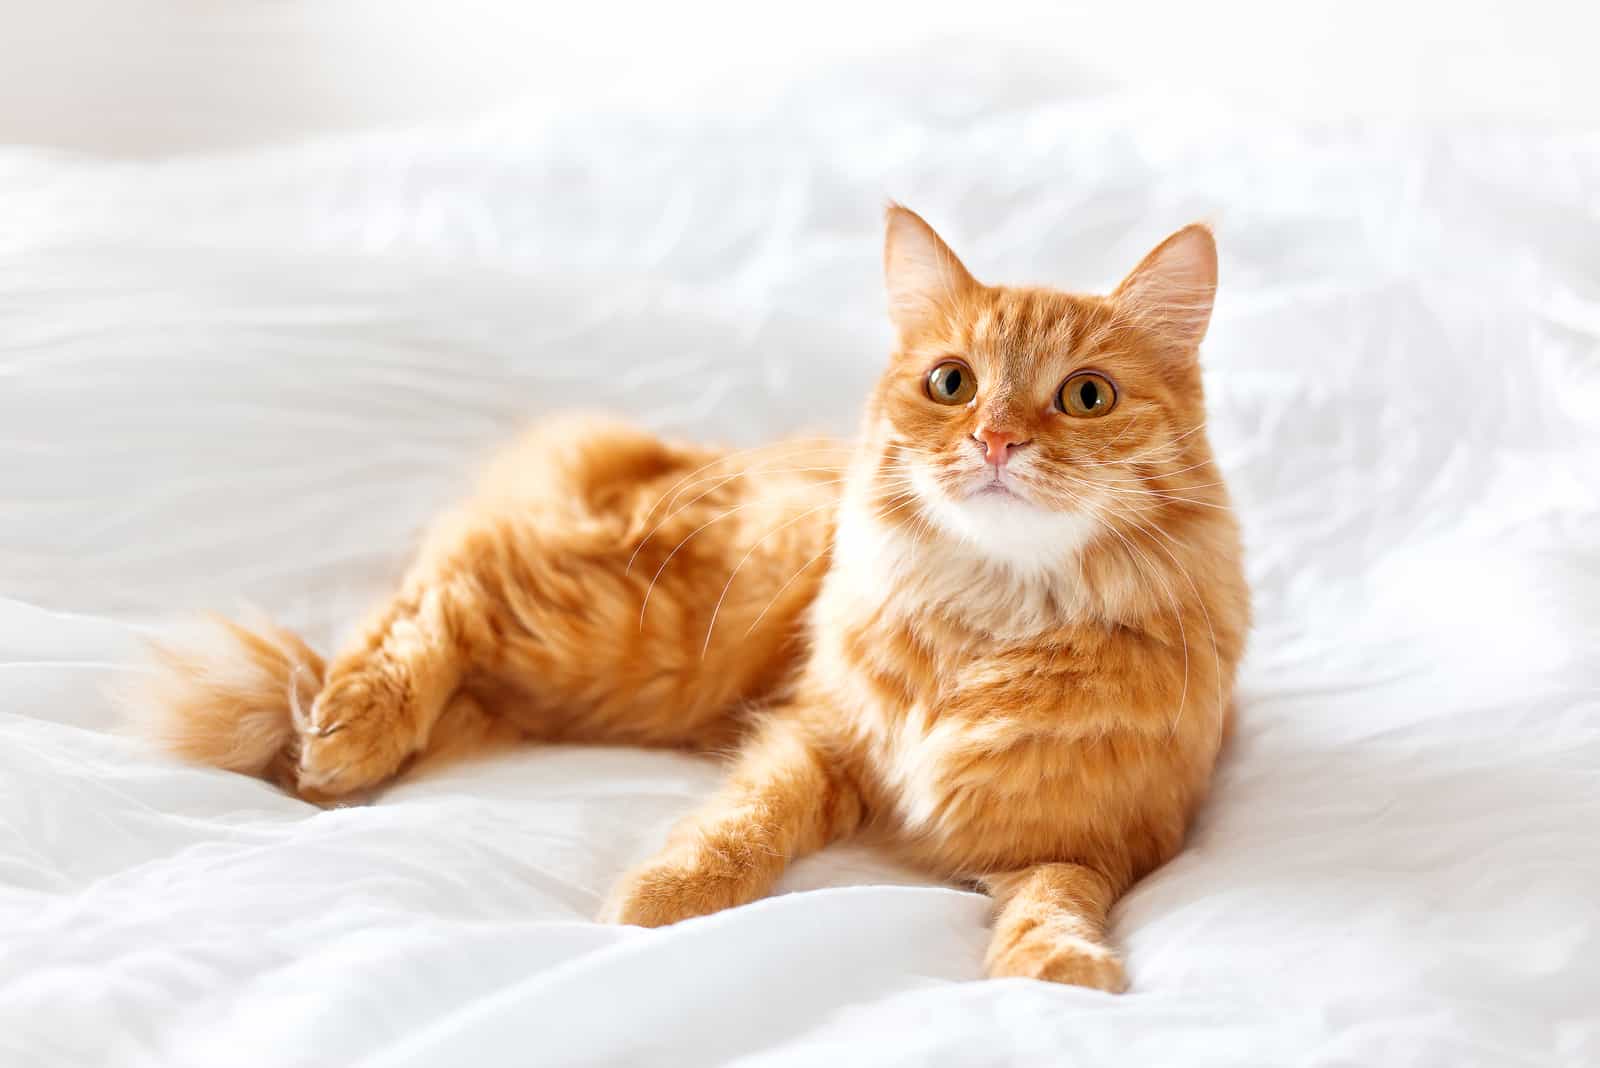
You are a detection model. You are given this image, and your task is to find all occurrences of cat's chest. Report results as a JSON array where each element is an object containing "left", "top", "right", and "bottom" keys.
[
  {"left": 812, "top": 568, "right": 1104, "bottom": 863},
  {"left": 849, "top": 699, "right": 1071, "bottom": 847}
]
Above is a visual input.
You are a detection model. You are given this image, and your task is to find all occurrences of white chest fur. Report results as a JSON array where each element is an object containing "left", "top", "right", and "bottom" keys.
[
  {"left": 826, "top": 499, "right": 1093, "bottom": 642},
  {"left": 812, "top": 478, "right": 1101, "bottom": 839},
  {"left": 850, "top": 699, "right": 1018, "bottom": 835}
]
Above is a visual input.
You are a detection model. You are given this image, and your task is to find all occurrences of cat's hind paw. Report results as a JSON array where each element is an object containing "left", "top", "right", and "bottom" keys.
[{"left": 295, "top": 666, "right": 415, "bottom": 796}]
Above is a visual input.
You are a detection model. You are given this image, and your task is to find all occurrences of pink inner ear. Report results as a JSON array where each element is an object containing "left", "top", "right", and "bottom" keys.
[
  {"left": 884, "top": 207, "right": 977, "bottom": 338},
  {"left": 1116, "top": 226, "right": 1217, "bottom": 349}
]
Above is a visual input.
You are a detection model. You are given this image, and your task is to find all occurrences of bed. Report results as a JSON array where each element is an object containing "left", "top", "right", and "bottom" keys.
[{"left": 2, "top": 51, "right": 1597, "bottom": 1067}]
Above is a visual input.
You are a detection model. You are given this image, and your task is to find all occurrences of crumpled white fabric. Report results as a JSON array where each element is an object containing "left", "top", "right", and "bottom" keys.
[{"left": 0, "top": 52, "right": 1596, "bottom": 1068}]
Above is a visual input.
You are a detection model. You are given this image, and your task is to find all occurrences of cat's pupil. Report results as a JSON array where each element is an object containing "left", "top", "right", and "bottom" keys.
[
  {"left": 1080, "top": 381, "right": 1099, "bottom": 408},
  {"left": 945, "top": 369, "right": 962, "bottom": 396}
]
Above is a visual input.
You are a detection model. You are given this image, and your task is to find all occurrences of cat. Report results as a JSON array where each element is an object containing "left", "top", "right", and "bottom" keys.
[{"left": 137, "top": 205, "right": 1249, "bottom": 992}]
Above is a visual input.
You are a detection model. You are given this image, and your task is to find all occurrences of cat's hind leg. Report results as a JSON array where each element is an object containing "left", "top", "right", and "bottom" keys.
[{"left": 297, "top": 571, "right": 485, "bottom": 796}]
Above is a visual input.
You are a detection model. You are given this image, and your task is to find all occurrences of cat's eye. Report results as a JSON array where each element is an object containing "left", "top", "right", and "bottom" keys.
[
  {"left": 926, "top": 361, "right": 977, "bottom": 406},
  {"left": 1058, "top": 371, "right": 1117, "bottom": 418}
]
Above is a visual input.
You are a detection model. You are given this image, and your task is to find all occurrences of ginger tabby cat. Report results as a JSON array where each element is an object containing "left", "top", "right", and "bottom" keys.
[{"left": 140, "top": 206, "right": 1248, "bottom": 992}]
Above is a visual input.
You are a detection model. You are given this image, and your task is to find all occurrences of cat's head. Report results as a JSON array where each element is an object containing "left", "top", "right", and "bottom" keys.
[{"left": 860, "top": 205, "right": 1220, "bottom": 574}]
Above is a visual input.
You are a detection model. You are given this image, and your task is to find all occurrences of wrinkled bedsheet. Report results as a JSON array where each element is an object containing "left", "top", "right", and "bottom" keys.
[{"left": 1, "top": 55, "right": 1597, "bottom": 1067}]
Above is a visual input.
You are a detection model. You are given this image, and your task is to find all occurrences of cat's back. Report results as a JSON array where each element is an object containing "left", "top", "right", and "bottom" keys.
[{"left": 440, "top": 417, "right": 847, "bottom": 745}]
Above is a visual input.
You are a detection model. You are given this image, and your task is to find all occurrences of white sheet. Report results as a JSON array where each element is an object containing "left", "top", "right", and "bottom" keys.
[{"left": 2, "top": 54, "right": 1597, "bottom": 1067}]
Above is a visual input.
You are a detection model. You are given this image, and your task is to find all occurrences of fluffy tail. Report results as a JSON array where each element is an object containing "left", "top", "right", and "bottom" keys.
[{"left": 131, "top": 615, "right": 325, "bottom": 791}]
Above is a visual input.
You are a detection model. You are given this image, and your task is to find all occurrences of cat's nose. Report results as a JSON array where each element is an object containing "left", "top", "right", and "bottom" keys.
[{"left": 973, "top": 427, "right": 1030, "bottom": 466}]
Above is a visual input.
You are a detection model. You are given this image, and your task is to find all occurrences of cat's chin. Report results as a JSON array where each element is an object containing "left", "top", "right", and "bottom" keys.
[{"left": 908, "top": 466, "right": 1099, "bottom": 573}]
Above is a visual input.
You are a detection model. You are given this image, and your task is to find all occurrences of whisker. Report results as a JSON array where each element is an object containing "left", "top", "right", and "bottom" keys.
[
  {"left": 1080, "top": 457, "right": 1219, "bottom": 484},
  {"left": 1098, "top": 487, "right": 1234, "bottom": 512},
  {"left": 642, "top": 439, "right": 845, "bottom": 521},
  {"left": 1080, "top": 412, "right": 1142, "bottom": 461},
  {"left": 700, "top": 497, "right": 840, "bottom": 658},
  {"left": 1070, "top": 421, "right": 1210, "bottom": 469},
  {"left": 1085, "top": 476, "right": 1222, "bottom": 736},
  {"left": 644, "top": 439, "right": 852, "bottom": 518},
  {"left": 627, "top": 450, "right": 850, "bottom": 574},
  {"left": 1109, "top": 509, "right": 1225, "bottom": 734},
  {"left": 637, "top": 478, "right": 848, "bottom": 629},
  {"left": 1057, "top": 483, "right": 1190, "bottom": 735},
  {"left": 739, "top": 492, "right": 924, "bottom": 639}
]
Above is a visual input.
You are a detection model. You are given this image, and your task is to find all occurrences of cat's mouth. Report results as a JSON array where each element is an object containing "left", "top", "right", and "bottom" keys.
[
  {"left": 973, "top": 481, "right": 1022, "bottom": 500},
  {"left": 967, "top": 468, "right": 1031, "bottom": 504}
]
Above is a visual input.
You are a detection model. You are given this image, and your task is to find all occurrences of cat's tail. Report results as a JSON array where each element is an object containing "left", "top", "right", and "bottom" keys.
[{"left": 129, "top": 614, "right": 325, "bottom": 792}]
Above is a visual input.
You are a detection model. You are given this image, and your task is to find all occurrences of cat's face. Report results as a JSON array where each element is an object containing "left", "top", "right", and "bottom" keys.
[{"left": 865, "top": 207, "right": 1218, "bottom": 573}]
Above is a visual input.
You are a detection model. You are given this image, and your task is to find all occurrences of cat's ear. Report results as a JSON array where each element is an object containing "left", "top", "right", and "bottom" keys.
[
  {"left": 1113, "top": 224, "right": 1217, "bottom": 352},
  {"left": 884, "top": 204, "right": 979, "bottom": 340}
]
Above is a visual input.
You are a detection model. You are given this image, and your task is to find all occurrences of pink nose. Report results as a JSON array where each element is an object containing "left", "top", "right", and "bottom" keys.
[{"left": 974, "top": 427, "right": 1030, "bottom": 466}]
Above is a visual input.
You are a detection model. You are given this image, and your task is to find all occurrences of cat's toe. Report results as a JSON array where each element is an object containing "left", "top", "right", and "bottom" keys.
[
  {"left": 296, "top": 671, "right": 413, "bottom": 796},
  {"left": 986, "top": 928, "right": 1128, "bottom": 992},
  {"left": 601, "top": 852, "right": 758, "bottom": 928}
]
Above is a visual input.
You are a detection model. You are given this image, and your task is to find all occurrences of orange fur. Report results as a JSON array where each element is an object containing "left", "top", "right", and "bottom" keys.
[{"left": 136, "top": 206, "right": 1248, "bottom": 991}]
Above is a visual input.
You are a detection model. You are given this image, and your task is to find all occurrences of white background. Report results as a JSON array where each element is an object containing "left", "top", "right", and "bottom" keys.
[
  {"left": 1, "top": 5, "right": 1597, "bottom": 1066},
  {"left": 2, "top": 0, "right": 1599, "bottom": 156}
]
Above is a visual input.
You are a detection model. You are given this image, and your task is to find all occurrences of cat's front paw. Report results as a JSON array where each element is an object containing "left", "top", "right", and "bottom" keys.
[
  {"left": 986, "top": 925, "right": 1128, "bottom": 992},
  {"left": 296, "top": 664, "right": 415, "bottom": 796},
  {"left": 600, "top": 846, "right": 763, "bottom": 928}
]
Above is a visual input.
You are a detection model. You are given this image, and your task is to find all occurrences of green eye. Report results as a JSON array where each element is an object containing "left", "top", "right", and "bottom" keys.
[
  {"left": 926, "top": 361, "right": 977, "bottom": 405},
  {"left": 1058, "top": 371, "right": 1117, "bottom": 417}
]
